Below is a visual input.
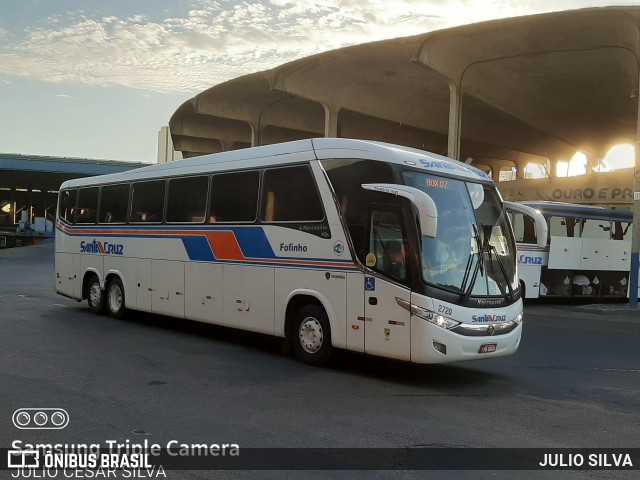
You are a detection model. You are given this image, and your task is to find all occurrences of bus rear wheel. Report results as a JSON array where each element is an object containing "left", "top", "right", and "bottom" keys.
[
  {"left": 106, "top": 277, "right": 126, "bottom": 319},
  {"left": 292, "top": 305, "right": 332, "bottom": 366},
  {"left": 86, "top": 274, "right": 105, "bottom": 314}
]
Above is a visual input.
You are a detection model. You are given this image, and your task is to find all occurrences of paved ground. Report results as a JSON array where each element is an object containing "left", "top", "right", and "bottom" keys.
[
  {"left": 531, "top": 293, "right": 640, "bottom": 317},
  {"left": 525, "top": 299, "right": 640, "bottom": 324},
  {"left": 1, "top": 243, "right": 639, "bottom": 480}
]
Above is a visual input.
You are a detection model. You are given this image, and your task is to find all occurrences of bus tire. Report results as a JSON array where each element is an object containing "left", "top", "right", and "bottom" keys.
[
  {"left": 292, "top": 305, "right": 332, "bottom": 366},
  {"left": 106, "top": 277, "right": 126, "bottom": 319},
  {"left": 86, "top": 274, "right": 105, "bottom": 314}
]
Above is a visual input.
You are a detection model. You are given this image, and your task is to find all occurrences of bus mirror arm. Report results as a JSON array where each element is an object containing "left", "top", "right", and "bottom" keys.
[
  {"left": 536, "top": 221, "right": 548, "bottom": 249},
  {"left": 361, "top": 183, "right": 438, "bottom": 237},
  {"left": 504, "top": 201, "right": 548, "bottom": 249}
]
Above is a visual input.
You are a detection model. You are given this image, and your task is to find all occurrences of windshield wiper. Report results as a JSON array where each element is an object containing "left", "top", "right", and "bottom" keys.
[
  {"left": 462, "top": 223, "right": 515, "bottom": 303},
  {"left": 487, "top": 243, "right": 515, "bottom": 301},
  {"left": 459, "top": 253, "right": 474, "bottom": 293},
  {"left": 461, "top": 225, "right": 487, "bottom": 303}
]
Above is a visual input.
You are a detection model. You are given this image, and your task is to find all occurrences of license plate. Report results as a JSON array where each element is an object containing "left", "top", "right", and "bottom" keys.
[{"left": 478, "top": 343, "right": 497, "bottom": 354}]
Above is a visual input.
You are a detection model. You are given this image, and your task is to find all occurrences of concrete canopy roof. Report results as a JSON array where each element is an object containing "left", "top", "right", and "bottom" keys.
[
  {"left": 0, "top": 153, "right": 149, "bottom": 192},
  {"left": 170, "top": 6, "right": 640, "bottom": 170}
]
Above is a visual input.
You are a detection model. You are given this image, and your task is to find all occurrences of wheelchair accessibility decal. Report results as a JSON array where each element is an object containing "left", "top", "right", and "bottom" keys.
[{"left": 365, "top": 277, "right": 376, "bottom": 291}]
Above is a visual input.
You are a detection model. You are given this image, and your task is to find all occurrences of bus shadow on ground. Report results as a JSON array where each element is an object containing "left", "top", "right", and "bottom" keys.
[
  {"left": 331, "top": 349, "right": 514, "bottom": 392},
  {"left": 115, "top": 309, "right": 514, "bottom": 392}
]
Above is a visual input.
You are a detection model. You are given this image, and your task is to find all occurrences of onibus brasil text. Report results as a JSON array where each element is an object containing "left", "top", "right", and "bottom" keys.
[{"left": 10, "top": 439, "right": 239, "bottom": 477}]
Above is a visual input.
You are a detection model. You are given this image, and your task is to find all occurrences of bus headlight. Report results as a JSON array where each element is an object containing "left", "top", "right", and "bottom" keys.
[
  {"left": 427, "top": 312, "right": 460, "bottom": 329},
  {"left": 514, "top": 312, "right": 524, "bottom": 325},
  {"left": 395, "top": 298, "right": 460, "bottom": 330}
]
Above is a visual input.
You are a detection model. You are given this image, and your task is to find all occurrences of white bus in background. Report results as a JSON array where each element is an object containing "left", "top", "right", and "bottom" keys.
[
  {"left": 506, "top": 201, "right": 637, "bottom": 299},
  {"left": 55, "top": 138, "right": 523, "bottom": 365}
]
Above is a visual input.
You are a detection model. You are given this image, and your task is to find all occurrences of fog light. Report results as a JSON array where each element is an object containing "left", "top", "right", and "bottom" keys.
[{"left": 433, "top": 341, "right": 447, "bottom": 355}]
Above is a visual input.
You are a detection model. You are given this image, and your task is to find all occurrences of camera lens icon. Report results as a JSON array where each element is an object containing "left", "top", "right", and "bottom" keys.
[
  {"left": 33, "top": 412, "right": 48, "bottom": 426},
  {"left": 13, "top": 408, "right": 69, "bottom": 430},
  {"left": 51, "top": 411, "right": 66, "bottom": 427},
  {"left": 15, "top": 411, "right": 31, "bottom": 427}
]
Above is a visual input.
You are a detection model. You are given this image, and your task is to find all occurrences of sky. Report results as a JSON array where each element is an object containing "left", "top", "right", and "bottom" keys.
[{"left": 1, "top": 1, "right": 639, "bottom": 163}]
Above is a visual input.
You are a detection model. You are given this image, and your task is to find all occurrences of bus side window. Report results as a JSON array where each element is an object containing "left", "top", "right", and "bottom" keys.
[
  {"left": 76, "top": 187, "right": 99, "bottom": 224},
  {"left": 522, "top": 215, "right": 537, "bottom": 244},
  {"left": 260, "top": 165, "right": 324, "bottom": 222},
  {"left": 130, "top": 180, "right": 166, "bottom": 223},
  {"left": 566, "top": 217, "right": 579, "bottom": 237},
  {"left": 210, "top": 171, "right": 260, "bottom": 223},
  {"left": 264, "top": 191, "right": 275, "bottom": 222},
  {"left": 548, "top": 215, "right": 578, "bottom": 237},
  {"left": 58, "top": 189, "right": 77, "bottom": 223},
  {"left": 166, "top": 176, "right": 208, "bottom": 223},
  {"left": 511, "top": 211, "right": 536, "bottom": 244},
  {"left": 613, "top": 221, "right": 632, "bottom": 241},
  {"left": 322, "top": 158, "right": 397, "bottom": 264},
  {"left": 369, "top": 208, "right": 408, "bottom": 284},
  {"left": 99, "top": 184, "right": 129, "bottom": 224},
  {"left": 581, "top": 218, "right": 611, "bottom": 240}
]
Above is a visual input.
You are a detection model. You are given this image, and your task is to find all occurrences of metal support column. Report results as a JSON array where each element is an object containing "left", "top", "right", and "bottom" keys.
[
  {"left": 249, "top": 123, "right": 261, "bottom": 147},
  {"left": 629, "top": 72, "right": 640, "bottom": 307},
  {"left": 323, "top": 104, "right": 340, "bottom": 138},
  {"left": 447, "top": 82, "right": 462, "bottom": 161}
]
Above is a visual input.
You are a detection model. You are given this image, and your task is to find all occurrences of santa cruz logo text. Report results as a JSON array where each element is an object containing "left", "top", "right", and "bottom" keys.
[
  {"left": 472, "top": 314, "right": 507, "bottom": 323},
  {"left": 80, "top": 239, "right": 124, "bottom": 255}
]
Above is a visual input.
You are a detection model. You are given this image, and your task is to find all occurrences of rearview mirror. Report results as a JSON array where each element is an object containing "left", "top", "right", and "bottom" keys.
[
  {"left": 361, "top": 183, "right": 438, "bottom": 237},
  {"left": 504, "top": 201, "right": 548, "bottom": 249}
]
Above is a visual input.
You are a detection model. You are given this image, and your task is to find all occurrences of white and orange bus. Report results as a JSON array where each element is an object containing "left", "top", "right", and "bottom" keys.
[{"left": 56, "top": 138, "right": 522, "bottom": 365}]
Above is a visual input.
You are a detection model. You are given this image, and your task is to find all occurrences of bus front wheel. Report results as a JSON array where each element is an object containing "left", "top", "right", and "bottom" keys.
[
  {"left": 292, "top": 305, "right": 332, "bottom": 366},
  {"left": 86, "top": 274, "right": 105, "bottom": 314},
  {"left": 106, "top": 277, "right": 126, "bottom": 319}
]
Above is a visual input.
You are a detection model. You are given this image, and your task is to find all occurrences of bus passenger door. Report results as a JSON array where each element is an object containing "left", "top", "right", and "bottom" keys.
[{"left": 364, "top": 207, "right": 411, "bottom": 361}]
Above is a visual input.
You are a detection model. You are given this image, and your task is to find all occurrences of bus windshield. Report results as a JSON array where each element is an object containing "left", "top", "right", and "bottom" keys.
[{"left": 403, "top": 171, "right": 517, "bottom": 298}]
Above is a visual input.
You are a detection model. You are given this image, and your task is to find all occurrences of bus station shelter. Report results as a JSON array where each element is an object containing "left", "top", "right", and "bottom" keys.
[
  {"left": 169, "top": 6, "right": 640, "bottom": 180},
  {"left": 0, "top": 154, "right": 148, "bottom": 226},
  {"left": 169, "top": 5, "right": 640, "bottom": 305}
]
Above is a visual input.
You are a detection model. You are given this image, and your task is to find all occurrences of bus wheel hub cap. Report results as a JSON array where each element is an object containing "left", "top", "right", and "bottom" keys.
[
  {"left": 299, "top": 318, "right": 323, "bottom": 353},
  {"left": 109, "top": 287, "right": 122, "bottom": 310},
  {"left": 90, "top": 284, "right": 101, "bottom": 305}
]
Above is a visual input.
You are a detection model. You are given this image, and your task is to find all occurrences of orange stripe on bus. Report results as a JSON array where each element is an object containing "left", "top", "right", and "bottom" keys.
[{"left": 205, "top": 231, "right": 244, "bottom": 260}]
